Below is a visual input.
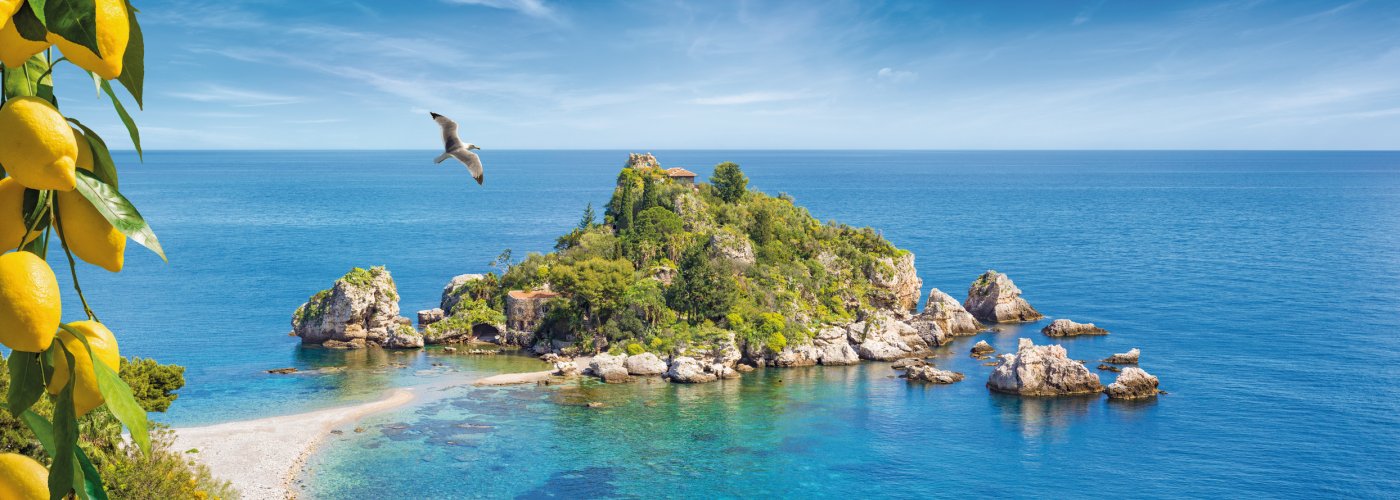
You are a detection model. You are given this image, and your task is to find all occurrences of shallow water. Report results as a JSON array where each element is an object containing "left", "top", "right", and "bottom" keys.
[{"left": 66, "top": 150, "right": 1400, "bottom": 496}]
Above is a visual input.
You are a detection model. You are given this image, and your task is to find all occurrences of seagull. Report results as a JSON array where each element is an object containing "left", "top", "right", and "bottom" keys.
[{"left": 429, "top": 112, "right": 484, "bottom": 185}]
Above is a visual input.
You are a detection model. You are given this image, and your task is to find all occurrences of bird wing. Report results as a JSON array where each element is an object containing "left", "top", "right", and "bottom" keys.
[
  {"left": 431, "top": 113, "right": 464, "bottom": 151},
  {"left": 448, "top": 148, "right": 485, "bottom": 185}
]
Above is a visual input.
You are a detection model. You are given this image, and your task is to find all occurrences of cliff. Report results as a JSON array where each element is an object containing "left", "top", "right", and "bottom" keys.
[{"left": 291, "top": 266, "right": 420, "bottom": 349}]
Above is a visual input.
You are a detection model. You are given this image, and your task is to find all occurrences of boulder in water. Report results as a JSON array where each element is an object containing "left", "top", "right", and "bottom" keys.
[
  {"left": 588, "top": 353, "right": 630, "bottom": 383},
  {"left": 971, "top": 340, "right": 995, "bottom": 355},
  {"left": 848, "top": 313, "right": 929, "bottom": 361},
  {"left": 917, "top": 288, "right": 984, "bottom": 335},
  {"left": 902, "top": 364, "right": 966, "bottom": 384},
  {"left": 666, "top": 357, "right": 718, "bottom": 383},
  {"left": 1103, "top": 348, "right": 1140, "bottom": 364},
  {"left": 1106, "top": 367, "right": 1161, "bottom": 399},
  {"left": 986, "top": 338, "right": 1104, "bottom": 396},
  {"left": 624, "top": 352, "right": 668, "bottom": 376},
  {"left": 1041, "top": 319, "right": 1109, "bottom": 337},
  {"left": 963, "top": 270, "right": 1042, "bottom": 323},
  {"left": 291, "top": 266, "right": 417, "bottom": 349}
]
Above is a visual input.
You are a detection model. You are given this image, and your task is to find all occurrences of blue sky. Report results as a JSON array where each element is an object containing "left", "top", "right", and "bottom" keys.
[{"left": 51, "top": 0, "right": 1400, "bottom": 149}]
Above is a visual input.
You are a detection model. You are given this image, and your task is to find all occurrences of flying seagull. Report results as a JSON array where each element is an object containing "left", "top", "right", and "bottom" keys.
[{"left": 430, "top": 112, "right": 484, "bottom": 185}]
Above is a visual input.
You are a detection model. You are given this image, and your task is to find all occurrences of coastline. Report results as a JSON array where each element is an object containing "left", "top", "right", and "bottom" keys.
[{"left": 172, "top": 388, "right": 416, "bottom": 500}]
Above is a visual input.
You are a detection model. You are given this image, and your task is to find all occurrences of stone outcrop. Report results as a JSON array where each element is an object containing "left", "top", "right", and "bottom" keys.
[
  {"left": 708, "top": 230, "right": 755, "bottom": 267},
  {"left": 916, "top": 288, "right": 983, "bottom": 335},
  {"left": 970, "top": 340, "right": 995, "bottom": 355},
  {"left": 986, "top": 338, "right": 1103, "bottom": 396},
  {"left": 1103, "top": 348, "right": 1140, "bottom": 364},
  {"left": 813, "top": 326, "right": 860, "bottom": 365},
  {"left": 418, "top": 308, "right": 445, "bottom": 327},
  {"left": 292, "top": 266, "right": 417, "bottom": 349},
  {"left": 624, "top": 352, "right": 668, "bottom": 376},
  {"left": 1106, "top": 367, "right": 1160, "bottom": 399},
  {"left": 666, "top": 357, "right": 718, "bottom": 383},
  {"left": 847, "top": 313, "right": 929, "bottom": 361},
  {"left": 587, "top": 353, "right": 630, "bottom": 383},
  {"left": 384, "top": 323, "right": 425, "bottom": 349},
  {"left": 963, "top": 270, "right": 1042, "bottom": 323},
  {"left": 1041, "top": 319, "right": 1109, "bottom": 337},
  {"left": 869, "top": 253, "right": 922, "bottom": 313},
  {"left": 902, "top": 364, "right": 966, "bottom": 384},
  {"left": 440, "top": 273, "right": 486, "bottom": 315}
]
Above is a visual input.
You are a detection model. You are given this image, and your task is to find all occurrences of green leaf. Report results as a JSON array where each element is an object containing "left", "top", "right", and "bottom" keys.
[
  {"left": 44, "top": 0, "right": 101, "bottom": 58},
  {"left": 13, "top": 2, "right": 48, "bottom": 42},
  {"left": 21, "top": 187, "right": 51, "bottom": 234},
  {"left": 115, "top": 2, "right": 142, "bottom": 108},
  {"left": 74, "top": 446, "right": 106, "bottom": 500},
  {"left": 98, "top": 80, "right": 140, "bottom": 158},
  {"left": 67, "top": 119, "right": 118, "bottom": 188},
  {"left": 48, "top": 340, "right": 79, "bottom": 500},
  {"left": 5, "top": 351, "right": 45, "bottom": 416},
  {"left": 12, "top": 408, "right": 89, "bottom": 500},
  {"left": 72, "top": 169, "right": 165, "bottom": 261},
  {"left": 2, "top": 53, "right": 55, "bottom": 104},
  {"left": 25, "top": 0, "right": 47, "bottom": 25},
  {"left": 61, "top": 323, "right": 151, "bottom": 456}
]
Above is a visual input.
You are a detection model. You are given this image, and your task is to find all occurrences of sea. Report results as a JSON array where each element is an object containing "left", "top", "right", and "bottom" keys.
[{"left": 57, "top": 150, "right": 1400, "bottom": 498}]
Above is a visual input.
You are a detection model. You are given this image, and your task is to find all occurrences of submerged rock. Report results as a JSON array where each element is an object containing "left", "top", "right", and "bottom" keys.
[
  {"left": 588, "top": 353, "right": 630, "bottom": 383},
  {"left": 1106, "top": 367, "right": 1161, "bottom": 400},
  {"left": 963, "top": 270, "right": 1043, "bottom": 324},
  {"left": 917, "top": 288, "right": 984, "bottom": 335},
  {"left": 986, "top": 338, "right": 1103, "bottom": 396},
  {"left": 1041, "top": 319, "right": 1109, "bottom": 337},
  {"left": 623, "top": 352, "right": 668, "bottom": 376},
  {"left": 267, "top": 367, "right": 297, "bottom": 375},
  {"left": 291, "top": 266, "right": 416, "bottom": 349},
  {"left": 1103, "top": 348, "right": 1140, "bottom": 364},
  {"left": 1096, "top": 363, "right": 1121, "bottom": 372},
  {"left": 902, "top": 365, "right": 966, "bottom": 384}
]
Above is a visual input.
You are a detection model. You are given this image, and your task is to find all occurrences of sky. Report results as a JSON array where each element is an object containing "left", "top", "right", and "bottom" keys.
[{"left": 48, "top": 0, "right": 1400, "bottom": 149}]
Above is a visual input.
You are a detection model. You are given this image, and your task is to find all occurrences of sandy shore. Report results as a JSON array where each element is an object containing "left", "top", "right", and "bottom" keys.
[
  {"left": 472, "top": 357, "right": 590, "bottom": 386},
  {"left": 173, "top": 388, "right": 415, "bottom": 499}
]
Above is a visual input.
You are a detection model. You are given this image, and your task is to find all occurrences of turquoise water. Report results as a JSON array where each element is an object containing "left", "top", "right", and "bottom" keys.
[{"left": 69, "top": 151, "right": 1400, "bottom": 497}]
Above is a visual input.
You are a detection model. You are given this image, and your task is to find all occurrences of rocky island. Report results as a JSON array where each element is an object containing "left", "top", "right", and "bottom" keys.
[{"left": 288, "top": 153, "right": 1164, "bottom": 400}]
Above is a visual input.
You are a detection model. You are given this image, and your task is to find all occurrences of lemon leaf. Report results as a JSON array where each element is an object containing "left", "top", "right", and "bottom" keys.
[
  {"left": 115, "top": 2, "right": 142, "bottom": 108},
  {"left": 67, "top": 118, "right": 119, "bottom": 188},
  {"left": 5, "top": 351, "right": 45, "bottom": 415},
  {"left": 47, "top": 339, "right": 80, "bottom": 500},
  {"left": 7, "top": 406, "right": 90, "bottom": 500},
  {"left": 1, "top": 53, "right": 55, "bottom": 103},
  {"left": 74, "top": 446, "right": 106, "bottom": 500},
  {"left": 44, "top": 0, "right": 101, "bottom": 57},
  {"left": 73, "top": 169, "right": 164, "bottom": 261},
  {"left": 99, "top": 80, "right": 140, "bottom": 158},
  {"left": 12, "top": 2, "right": 48, "bottom": 42},
  {"left": 62, "top": 323, "right": 151, "bottom": 457}
]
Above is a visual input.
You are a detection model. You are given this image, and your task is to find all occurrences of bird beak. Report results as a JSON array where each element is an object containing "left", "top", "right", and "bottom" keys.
[{"left": 429, "top": 112, "right": 442, "bottom": 119}]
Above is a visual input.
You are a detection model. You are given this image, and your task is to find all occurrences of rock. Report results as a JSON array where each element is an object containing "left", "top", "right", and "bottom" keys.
[
  {"left": 440, "top": 274, "right": 486, "bottom": 315},
  {"left": 734, "top": 363, "right": 755, "bottom": 373},
  {"left": 623, "top": 352, "right": 668, "bottom": 376},
  {"left": 713, "top": 363, "right": 740, "bottom": 379},
  {"left": 774, "top": 344, "right": 819, "bottom": 367},
  {"left": 813, "top": 326, "right": 860, "bottom": 365},
  {"left": 986, "top": 338, "right": 1104, "bottom": 396},
  {"left": 916, "top": 288, "right": 983, "bottom": 335},
  {"left": 971, "top": 340, "right": 995, "bottom": 355},
  {"left": 443, "top": 346, "right": 458, "bottom": 353},
  {"left": 869, "top": 253, "right": 922, "bottom": 313},
  {"left": 848, "top": 313, "right": 929, "bottom": 361},
  {"left": 1103, "top": 348, "right": 1140, "bottom": 364},
  {"left": 383, "top": 324, "right": 425, "bottom": 349},
  {"left": 905, "top": 317, "right": 951, "bottom": 347},
  {"left": 708, "top": 229, "right": 755, "bottom": 267},
  {"left": 553, "top": 361, "right": 579, "bottom": 377},
  {"left": 292, "top": 266, "right": 417, "bottom": 348},
  {"left": 666, "top": 357, "right": 718, "bottom": 383},
  {"left": 588, "top": 353, "right": 631, "bottom": 383},
  {"left": 891, "top": 358, "right": 924, "bottom": 369},
  {"left": 963, "top": 270, "right": 1043, "bottom": 323},
  {"left": 1096, "top": 363, "right": 1121, "bottom": 372},
  {"left": 1041, "top": 319, "right": 1109, "bottom": 337},
  {"left": 1106, "top": 367, "right": 1161, "bottom": 399},
  {"left": 267, "top": 367, "right": 297, "bottom": 374},
  {"left": 902, "top": 365, "right": 966, "bottom": 384},
  {"left": 418, "top": 308, "right": 446, "bottom": 327},
  {"left": 587, "top": 401, "right": 605, "bottom": 408}
]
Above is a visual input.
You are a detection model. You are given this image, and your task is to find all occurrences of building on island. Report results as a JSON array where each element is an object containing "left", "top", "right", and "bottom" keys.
[
  {"left": 664, "top": 167, "right": 696, "bottom": 185},
  {"left": 505, "top": 288, "right": 560, "bottom": 333}
]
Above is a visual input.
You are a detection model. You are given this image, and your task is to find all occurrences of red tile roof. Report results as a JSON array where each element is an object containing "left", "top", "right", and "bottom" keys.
[{"left": 665, "top": 167, "right": 696, "bottom": 178}]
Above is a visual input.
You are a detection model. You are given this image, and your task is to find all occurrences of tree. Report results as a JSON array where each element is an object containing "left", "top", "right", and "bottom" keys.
[
  {"left": 490, "top": 248, "right": 514, "bottom": 274},
  {"left": 711, "top": 162, "right": 748, "bottom": 203},
  {"left": 667, "top": 244, "right": 737, "bottom": 322},
  {"left": 579, "top": 203, "right": 596, "bottom": 229},
  {"left": 550, "top": 257, "right": 636, "bottom": 329}
]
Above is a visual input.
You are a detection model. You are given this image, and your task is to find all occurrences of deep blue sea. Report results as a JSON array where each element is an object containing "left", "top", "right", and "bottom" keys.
[{"left": 65, "top": 150, "right": 1400, "bottom": 498}]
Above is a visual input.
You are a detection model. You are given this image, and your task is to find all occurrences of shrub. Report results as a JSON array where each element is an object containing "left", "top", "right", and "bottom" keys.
[{"left": 625, "top": 343, "right": 645, "bottom": 356}]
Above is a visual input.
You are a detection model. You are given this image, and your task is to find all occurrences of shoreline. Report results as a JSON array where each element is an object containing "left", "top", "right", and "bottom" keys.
[
  {"left": 172, "top": 388, "right": 416, "bottom": 500},
  {"left": 471, "top": 357, "right": 589, "bottom": 386}
]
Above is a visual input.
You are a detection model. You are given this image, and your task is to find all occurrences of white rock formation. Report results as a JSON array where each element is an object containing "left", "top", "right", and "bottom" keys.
[
  {"left": 986, "top": 338, "right": 1103, "bottom": 396},
  {"left": 963, "top": 270, "right": 1043, "bottom": 323}
]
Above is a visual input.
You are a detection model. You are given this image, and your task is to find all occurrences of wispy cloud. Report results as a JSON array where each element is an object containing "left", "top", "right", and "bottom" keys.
[
  {"left": 168, "top": 85, "right": 302, "bottom": 107},
  {"left": 689, "top": 91, "right": 812, "bottom": 106},
  {"left": 443, "top": 0, "right": 560, "bottom": 21},
  {"left": 876, "top": 67, "right": 917, "bottom": 84}
]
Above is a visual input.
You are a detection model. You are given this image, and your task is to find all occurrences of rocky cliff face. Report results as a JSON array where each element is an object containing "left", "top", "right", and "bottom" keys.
[
  {"left": 440, "top": 273, "right": 486, "bottom": 315},
  {"left": 848, "top": 312, "right": 929, "bottom": 361},
  {"left": 869, "top": 253, "right": 922, "bottom": 313},
  {"left": 963, "top": 270, "right": 1042, "bottom": 323},
  {"left": 986, "top": 338, "right": 1103, "bottom": 396},
  {"left": 291, "top": 266, "right": 420, "bottom": 349}
]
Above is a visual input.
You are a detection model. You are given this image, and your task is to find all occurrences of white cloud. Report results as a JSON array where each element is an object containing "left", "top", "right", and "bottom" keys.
[
  {"left": 689, "top": 91, "right": 811, "bottom": 106},
  {"left": 876, "top": 67, "right": 917, "bottom": 83},
  {"left": 444, "top": 0, "right": 559, "bottom": 21},
  {"left": 167, "top": 85, "right": 302, "bottom": 107}
]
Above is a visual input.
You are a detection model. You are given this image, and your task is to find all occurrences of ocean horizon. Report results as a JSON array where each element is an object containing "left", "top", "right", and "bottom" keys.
[{"left": 57, "top": 149, "right": 1399, "bottom": 497}]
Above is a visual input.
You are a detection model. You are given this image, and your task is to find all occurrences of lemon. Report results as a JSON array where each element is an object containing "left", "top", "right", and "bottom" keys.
[
  {"left": 47, "top": 320, "right": 120, "bottom": 416},
  {"left": 0, "top": 453, "right": 47, "bottom": 500},
  {"left": 0, "top": 97, "right": 78, "bottom": 191},
  {"left": 0, "top": 21, "right": 50, "bottom": 76},
  {"left": 0, "top": 251, "right": 60, "bottom": 353},
  {"left": 48, "top": 0, "right": 128, "bottom": 79},
  {"left": 57, "top": 190, "right": 124, "bottom": 272},
  {"left": 0, "top": 0, "right": 22, "bottom": 30},
  {"left": 0, "top": 178, "right": 41, "bottom": 250},
  {"left": 72, "top": 126, "right": 95, "bottom": 172}
]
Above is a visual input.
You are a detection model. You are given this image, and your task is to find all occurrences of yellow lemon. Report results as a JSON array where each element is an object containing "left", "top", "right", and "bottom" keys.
[
  {"left": 0, "top": 97, "right": 78, "bottom": 191},
  {"left": 56, "top": 190, "right": 124, "bottom": 272},
  {"left": 48, "top": 0, "right": 128, "bottom": 79},
  {"left": 0, "top": 0, "right": 22, "bottom": 30},
  {"left": 72, "top": 126, "right": 95, "bottom": 172},
  {"left": 0, "top": 251, "right": 60, "bottom": 353},
  {"left": 0, "top": 17, "right": 49, "bottom": 68},
  {"left": 47, "top": 320, "right": 120, "bottom": 416},
  {"left": 0, "top": 453, "right": 47, "bottom": 500},
  {"left": 0, "top": 178, "right": 41, "bottom": 250}
]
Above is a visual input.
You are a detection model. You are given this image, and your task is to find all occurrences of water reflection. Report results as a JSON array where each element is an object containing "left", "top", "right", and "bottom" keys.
[{"left": 988, "top": 392, "right": 1097, "bottom": 438}]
